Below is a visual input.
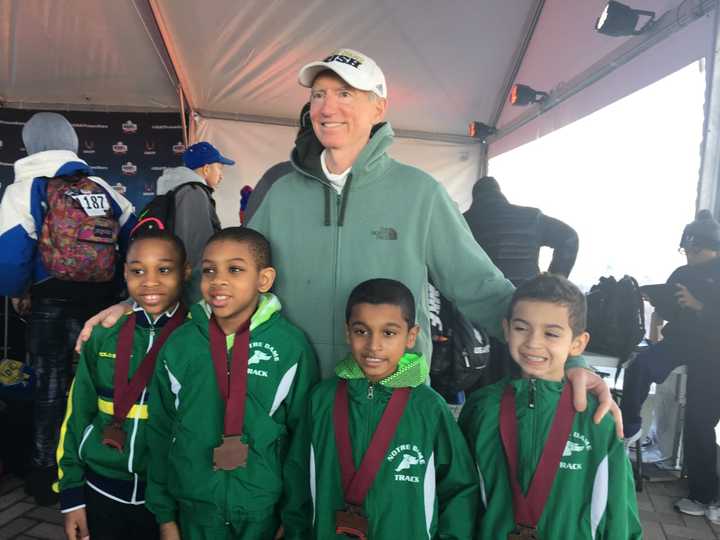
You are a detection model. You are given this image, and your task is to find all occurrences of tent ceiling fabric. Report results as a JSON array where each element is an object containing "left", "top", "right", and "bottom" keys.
[
  {"left": 0, "top": 0, "right": 179, "bottom": 109},
  {"left": 153, "top": 0, "right": 535, "bottom": 135},
  {"left": 0, "top": 0, "right": 711, "bottom": 145}
]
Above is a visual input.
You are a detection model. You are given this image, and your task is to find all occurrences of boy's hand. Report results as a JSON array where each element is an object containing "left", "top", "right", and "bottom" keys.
[
  {"left": 566, "top": 367, "right": 623, "bottom": 438},
  {"left": 74, "top": 303, "right": 129, "bottom": 353},
  {"left": 275, "top": 525, "right": 285, "bottom": 539},
  {"left": 11, "top": 295, "right": 31, "bottom": 316},
  {"left": 64, "top": 507, "right": 90, "bottom": 540},
  {"left": 160, "top": 521, "right": 181, "bottom": 540}
]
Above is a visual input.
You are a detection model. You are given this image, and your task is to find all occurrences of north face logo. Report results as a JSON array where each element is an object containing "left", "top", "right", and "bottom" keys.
[
  {"left": 371, "top": 227, "right": 397, "bottom": 240},
  {"left": 248, "top": 350, "right": 273, "bottom": 365}
]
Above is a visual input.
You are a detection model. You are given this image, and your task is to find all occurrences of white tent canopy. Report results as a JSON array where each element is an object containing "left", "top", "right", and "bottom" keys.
[{"left": 1, "top": 0, "right": 717, "bottom": 222}]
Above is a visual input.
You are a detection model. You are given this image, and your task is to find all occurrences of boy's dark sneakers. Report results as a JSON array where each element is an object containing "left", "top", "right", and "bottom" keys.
[{"left": 25, "top": 466, "right": 59, "bottom": 506}]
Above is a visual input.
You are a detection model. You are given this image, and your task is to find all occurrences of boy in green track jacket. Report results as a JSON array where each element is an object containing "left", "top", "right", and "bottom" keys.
[
  {"left": 145, "top": 227, "right": 319, "bottom": 540},
  {"left": 57, "top": 230, "right": 191, "bottom": 540},
  {"left": 459, "top": 274, "right": 642, "bottom": 540},
  {"left": 301, "top": 278, "right": 478, "bottom": 539}
]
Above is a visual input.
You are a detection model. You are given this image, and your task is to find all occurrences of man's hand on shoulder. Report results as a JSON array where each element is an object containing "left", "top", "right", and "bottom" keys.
[
  {"left": 566, "top": 366, "right": 623, "bottom": 438},
  {"left": 74, "top": 302, "right": 130, "bottom": 353}
]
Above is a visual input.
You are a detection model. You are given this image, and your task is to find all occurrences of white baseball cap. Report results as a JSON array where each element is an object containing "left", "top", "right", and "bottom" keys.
[{"left": 298, "top": 48, "right": 387, "bottom": 99}]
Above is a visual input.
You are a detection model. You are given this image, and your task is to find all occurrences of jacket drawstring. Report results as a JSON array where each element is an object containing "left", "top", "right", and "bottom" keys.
[
  {"left": 338, "top": 174, "right": 353, "bottom": 227},
  {"left": 323, "top": 185, "right": 331, "bottom": 226}
]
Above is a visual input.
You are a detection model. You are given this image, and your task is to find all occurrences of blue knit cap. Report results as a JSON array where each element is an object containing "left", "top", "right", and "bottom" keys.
[{"left": 22, "top": 112, "right": 79, "bottom": 155}]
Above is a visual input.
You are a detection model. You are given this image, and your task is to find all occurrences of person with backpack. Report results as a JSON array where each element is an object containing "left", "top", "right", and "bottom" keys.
[
  {"left": 0, "top": 112, "right": 136, "bottom": 505},
  {"left": 620, "top": 210, "right": 720, "bottom": 518},
  {"left": 149, "top": 141, "right": 234, "bottom": 305}
]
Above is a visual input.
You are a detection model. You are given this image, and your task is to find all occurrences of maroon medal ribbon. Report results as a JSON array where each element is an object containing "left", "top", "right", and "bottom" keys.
[
  {"left": 104, "top": 306, "right": 187, "bottom": 450},
  {"left": 500, "top": 382, "right": 575, "bottom": 535},
  {"left": 333, "top": 379, "right": 410, "bottom": 507},
  {"left": 209, "top": 316, "right": 250, "bottom": 437}
]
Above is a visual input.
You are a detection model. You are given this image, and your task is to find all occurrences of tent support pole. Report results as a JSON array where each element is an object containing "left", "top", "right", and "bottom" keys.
[
  {"left": 487, "top": 0, "right": 545, "bottom": 129},
  {"left": 179, "top": 86, "right": 188, "bottom": 147},
  {"left": 477, "top": 144, "right": 489, "bottom": 179},
  {"left": 698, "top": 3, "right": 720, "bottom": 216}
]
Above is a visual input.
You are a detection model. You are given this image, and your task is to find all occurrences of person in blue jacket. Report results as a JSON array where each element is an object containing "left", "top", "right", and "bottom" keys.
[{"left": 0, "top": 112, "right": 136, "bottom": 504}]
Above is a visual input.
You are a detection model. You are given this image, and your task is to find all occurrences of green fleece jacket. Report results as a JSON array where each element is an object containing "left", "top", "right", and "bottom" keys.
[
  {"left": 56, "top": 305, "right": 185, "bottom": 512},
  {"left": 145, "top": 295, "right": 319, "bottom": 538},
  {"left": 247, "top": 122, "right": 515, "bottom": 378},
  {"left": 298, "top": 353, "right": 478, "bottom": 539},
  {"left": 459, "top": 377, "right": 642, "bottom": 540}
]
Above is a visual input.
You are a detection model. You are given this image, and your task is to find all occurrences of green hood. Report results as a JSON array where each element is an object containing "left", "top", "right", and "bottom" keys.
[
  {"left": 334, "top": 352, "right": 429, "bottom": 388},
  {"left": 189, "top": 293, "right": 282, "bottom": 343}
]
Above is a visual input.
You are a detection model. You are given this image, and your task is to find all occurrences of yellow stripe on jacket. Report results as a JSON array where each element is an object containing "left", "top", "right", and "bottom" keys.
[
  {"left": 97, "top": 397, "right": 149, "bottom": 419},
  {"left": 54, "top": 379, "right": 77, "bottom": 493}
]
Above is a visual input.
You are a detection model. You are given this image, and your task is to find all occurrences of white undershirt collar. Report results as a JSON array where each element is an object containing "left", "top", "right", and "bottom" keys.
[{"left": 321, "top": 150, "right": 351, "bottom": 194}]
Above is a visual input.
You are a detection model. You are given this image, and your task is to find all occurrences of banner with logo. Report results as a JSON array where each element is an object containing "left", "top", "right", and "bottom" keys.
[{"left": 0, "top": 109, "right": 184, "bottom": 212}]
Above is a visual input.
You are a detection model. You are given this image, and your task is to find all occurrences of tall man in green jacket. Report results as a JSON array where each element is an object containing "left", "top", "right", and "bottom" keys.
[{"left": 246, "top": 47, "right": 619, "bottom": 428}]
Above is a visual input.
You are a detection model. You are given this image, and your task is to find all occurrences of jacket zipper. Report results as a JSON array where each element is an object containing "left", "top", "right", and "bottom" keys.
[
  {"left": 528, "top": 378, "right": 537, "bottom": 492},
  {"left": 365, "top": 381, "right": 375, "bottom": 518},
  {"left": 331, "top": 192, "right": 342, "bottom": 366},
  {"left": 529, "top": 378, "right": 536, "bottom": 409},
  {"left": 225, "top": 337, "right": 231, "bottom": 526}
]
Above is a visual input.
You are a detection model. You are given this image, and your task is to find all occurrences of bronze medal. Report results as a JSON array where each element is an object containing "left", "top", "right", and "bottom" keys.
[
  {"left": 335, "top": 504, "right": 368, "bottom": 539},
  {"left": 212, "top": 435, "right": 248, "bottom": 470},
  {"left": 101, "top": 421, "right": 126, "bottom": 451},
  {"left": 508, "top": 525, "right": 539, "bottom": 539}
]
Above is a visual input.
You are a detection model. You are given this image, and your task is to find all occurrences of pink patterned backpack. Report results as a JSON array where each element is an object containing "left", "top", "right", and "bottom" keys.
[{"left": 38, "top": 176, "right": 119, "bottom": 282}]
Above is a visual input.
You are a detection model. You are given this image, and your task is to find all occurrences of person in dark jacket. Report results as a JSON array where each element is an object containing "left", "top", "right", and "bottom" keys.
[
  {"left": 463, "top": 176, "right": 579, "bottom": 286},
  {"left": 463, "top": 176, "right": 580, "bottom": 388},
  {"left": 620, "top": 210, "right": 720, "bottom": 518}
]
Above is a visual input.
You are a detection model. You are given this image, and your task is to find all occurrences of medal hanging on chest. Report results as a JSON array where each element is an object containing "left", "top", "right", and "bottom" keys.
[
  {"left": 209, "top": 317, "right": 250, "bottom": 471},
  {"left": 332, "top": 379, "right": 411, "bottom": 538},
  {"left": 335, "top": 503, "right": 369, "bottom": 539},
  {"left": 500, "top": 383, "right": 576, "bottom": 540},
  {"left": 103, "top": 307, "right": 187, "bottom": 451},
  {"left": 508, "top": 525, "right": 540, "bottom": 540},
  {"left": 101, "top": 419, "right": 126, "bottom": 450}
]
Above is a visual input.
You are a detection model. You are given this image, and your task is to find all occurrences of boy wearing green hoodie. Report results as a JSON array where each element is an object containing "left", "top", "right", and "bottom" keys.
[
  {"left": 145, "top": 227, "right": 319, "bottom": 540},
  {"left": 57, "top": 230, "right": 191, "bottom": 540},
  {"left": 303, "top": 278, "right": 478, "bottom": 539},
  {"left": 459, "top": 274, "right": 641, "bottom": 539}
]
